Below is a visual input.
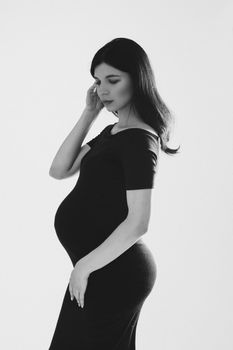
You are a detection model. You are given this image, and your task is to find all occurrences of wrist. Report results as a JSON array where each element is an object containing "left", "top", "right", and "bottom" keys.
[
  {"left": 75, "top": 258, "right": 92, "bottom": 276},
  {"left": 83, "top": 107, "right": 99, "bottom": 118}
]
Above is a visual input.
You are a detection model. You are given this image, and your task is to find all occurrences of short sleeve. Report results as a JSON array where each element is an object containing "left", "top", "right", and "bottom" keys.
[
  {"left": 86, "top": 126, "right": 108, "bottom": 148},
  {"left": 116, "top": 132, "right": 159, "bottom": 190},
  {"left": 86, "top": 133, "right": 100, "bottom": 148}
]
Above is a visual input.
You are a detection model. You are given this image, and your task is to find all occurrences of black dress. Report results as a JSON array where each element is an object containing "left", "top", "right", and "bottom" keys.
[{"left": 48, "top": 123, "right": 160, "bottom": 349}]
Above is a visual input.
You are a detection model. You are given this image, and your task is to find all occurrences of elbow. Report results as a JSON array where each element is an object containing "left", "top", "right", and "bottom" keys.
[
  {"left": 139, "top": 224, "right": 148, "bottom": 235},
  {"left": 49, "top": 167, "right": 65, "bottom": 179},
  {"left": 125, "top": 216, "right": 148, "bottom": 235}
]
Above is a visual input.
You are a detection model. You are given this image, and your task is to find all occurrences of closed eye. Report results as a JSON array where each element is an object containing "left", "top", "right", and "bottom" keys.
[{"left": 95, "top": 80, "right": 119, "bottom": 85}]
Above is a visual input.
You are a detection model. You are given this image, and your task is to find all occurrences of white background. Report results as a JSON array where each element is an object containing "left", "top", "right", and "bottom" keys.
[{"left": 1, "top": 0, "right": 232, "bottom": 349}]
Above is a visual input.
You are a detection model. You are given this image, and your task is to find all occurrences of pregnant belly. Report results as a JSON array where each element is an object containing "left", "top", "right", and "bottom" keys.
[
  {"left": 54, "top": 201, "right": 99, "bottom": 255},
  {"left": 53, "top": 193, "right": 124, "bottom": 260}
]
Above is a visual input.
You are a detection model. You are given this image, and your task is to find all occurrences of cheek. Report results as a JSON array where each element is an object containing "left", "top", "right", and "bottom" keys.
[{"left": 115, "top": 83, "right": 133, "bottom": 101}]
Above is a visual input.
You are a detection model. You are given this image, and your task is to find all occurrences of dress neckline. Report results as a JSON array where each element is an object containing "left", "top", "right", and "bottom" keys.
[{"left": 107, "top": 123, "right": 159, "bottom": 139}]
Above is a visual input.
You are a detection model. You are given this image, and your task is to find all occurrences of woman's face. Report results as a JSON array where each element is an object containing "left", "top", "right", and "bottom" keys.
[{"left": 94, "top": 63, "right": 134, "bottom": 112}]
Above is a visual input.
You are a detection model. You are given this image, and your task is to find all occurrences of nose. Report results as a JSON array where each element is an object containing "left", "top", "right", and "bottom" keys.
[{"left": 97, "top": 85, "right": 110, "bottom": 98}]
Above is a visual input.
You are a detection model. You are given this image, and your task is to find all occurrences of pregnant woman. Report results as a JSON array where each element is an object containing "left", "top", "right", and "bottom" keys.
[{"left": 48, "top": 37, "right": 180, "bottom": 349}]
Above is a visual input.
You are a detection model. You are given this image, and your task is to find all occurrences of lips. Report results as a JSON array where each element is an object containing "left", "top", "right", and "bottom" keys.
[{"left": 103, "top": 100, "right": 113, "bottom": 103}]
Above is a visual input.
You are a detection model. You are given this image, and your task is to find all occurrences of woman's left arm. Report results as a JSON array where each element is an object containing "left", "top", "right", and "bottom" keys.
[
  {"left": 78, "top": 188, "right": 152, "bottom": 275},
  {"left": 78, "top": 216, "right": 145, "bottom": 275}
]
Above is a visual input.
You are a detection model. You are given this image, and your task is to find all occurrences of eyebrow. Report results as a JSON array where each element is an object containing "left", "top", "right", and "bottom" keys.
[{"left": 94, "top": 74, "right": 121, "bottom": 79}]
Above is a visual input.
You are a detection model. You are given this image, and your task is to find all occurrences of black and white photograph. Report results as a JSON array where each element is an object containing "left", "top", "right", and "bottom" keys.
[{"left": 0, "top": 1, "right": 232, "bottom": 349}]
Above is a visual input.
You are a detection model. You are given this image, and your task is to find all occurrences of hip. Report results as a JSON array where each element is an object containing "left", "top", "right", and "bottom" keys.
[
  {"left": 89, "top": 239, "right": 157, "bottom": 284},
  {"left": 85, "top": 239, "right": 157, "bottom": 310}
]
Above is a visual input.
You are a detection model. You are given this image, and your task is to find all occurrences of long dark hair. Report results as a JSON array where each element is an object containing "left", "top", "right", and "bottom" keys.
[{"left": 90, "top": 37, "right": 180, "bottom": 155}]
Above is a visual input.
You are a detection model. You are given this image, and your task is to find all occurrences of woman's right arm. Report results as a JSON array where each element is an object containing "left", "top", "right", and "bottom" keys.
[
  {"left": 49, "top": 107, "right": 99, "bottom": 179},
  {"left": 49, "top": 82, "right": 104, "bottom": 179}
]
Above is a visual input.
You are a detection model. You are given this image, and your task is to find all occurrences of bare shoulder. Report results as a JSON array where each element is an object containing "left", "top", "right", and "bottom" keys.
[
  {"left": 113, "top": 122, "right": 158, "bottom": 136},
  {"left": 138, "top": 122, "right": 158, "bottom": 134}
]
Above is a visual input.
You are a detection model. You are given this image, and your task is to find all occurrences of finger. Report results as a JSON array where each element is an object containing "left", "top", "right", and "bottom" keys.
[
  {"left": 69, "top": 282, "right": 74, "bottom": 301},
  {"left": 74, "top": 290, "right": 80, "bottom": 307},
  {"left": 89, "top": 83, "right": 97, "bottom": 90},
  {"left": 79, "top": 293, "right": 84, "bottom": 308}
]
